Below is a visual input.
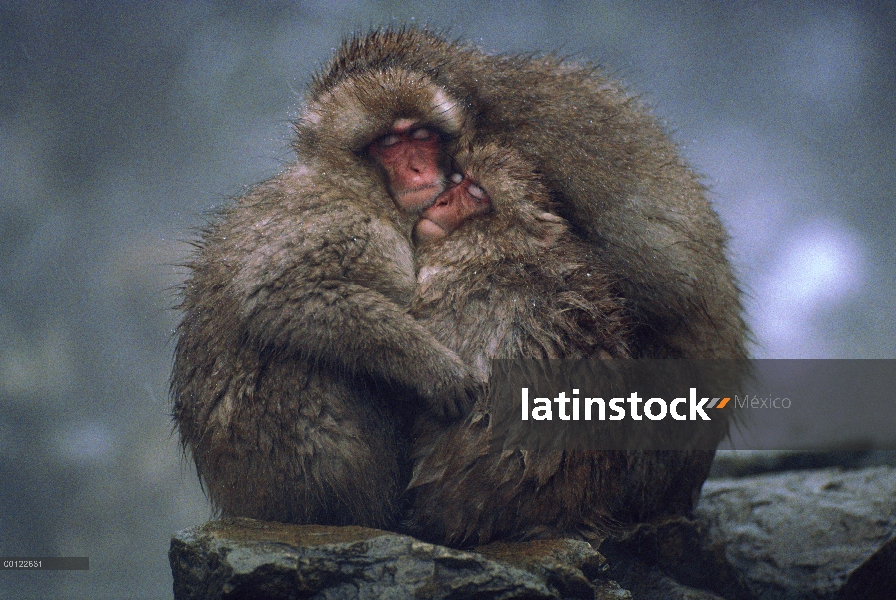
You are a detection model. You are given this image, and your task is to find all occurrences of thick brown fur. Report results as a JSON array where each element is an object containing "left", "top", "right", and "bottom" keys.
[
  {"left": 171, "top": 69, "right": 481, "bottom": 528},
  {"left": 317, "top": 28, "right": 748, "bottom": 362},
  {"left": 173, "top": 27, "right": 747, "bottom": 537},
  {"left": 404, "top": 144, "right": 636, "bottom": 546},
  {"left": 313, "top": 29, "right": 745, "bottom": 545}
]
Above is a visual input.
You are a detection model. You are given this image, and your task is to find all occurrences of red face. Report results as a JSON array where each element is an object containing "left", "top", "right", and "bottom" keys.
[
  {"left": 414, "top": 175, "right": 492, "bottom": 243},
  {"left": 368, "top": 119, "right": 445, "bottom": 212}
]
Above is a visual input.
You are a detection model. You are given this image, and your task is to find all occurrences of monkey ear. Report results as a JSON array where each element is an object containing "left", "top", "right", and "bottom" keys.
[{"left": 428, "top": 88, "right": 467, "bottom": 137}]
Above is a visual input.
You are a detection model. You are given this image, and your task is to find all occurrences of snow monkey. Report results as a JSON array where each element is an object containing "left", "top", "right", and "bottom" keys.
[
  {"left": 172, "top": 67, "right": 483, "bottom": 528},
  {"left": 405, "top": 144, "right": 723, "bottom": 546},
  {"left": 172, "top": 28, "right": 745, "bottom": 538}
]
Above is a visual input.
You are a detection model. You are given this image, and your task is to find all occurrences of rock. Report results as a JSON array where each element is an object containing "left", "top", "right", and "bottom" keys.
[
  {"left": 475, "top": 538, "right": 611, "bottom": 599},
  {"left": 697, "top": 466, "right": 896, "bottom": 599},
  {"left": 169, "top": 518, "right": 615, "bottom": 600},
  {"left": 170, "top": 466, "right": 896, "bottom": 599},
  {"left": 599, "top": 518, "right": 751, "bottom": 600}
]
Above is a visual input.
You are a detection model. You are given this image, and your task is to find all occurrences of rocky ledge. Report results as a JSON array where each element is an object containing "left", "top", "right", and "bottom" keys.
[{"left": 170, "top": 465, "right": 896, "bottom": 599}]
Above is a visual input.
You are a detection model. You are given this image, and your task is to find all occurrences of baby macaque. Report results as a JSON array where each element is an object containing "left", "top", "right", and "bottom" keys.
[
  {"left": 413, "top": 171, "right": 492, "bottom": 243},
  {"left": 404, "top": 144, "right": 635, "bottom": 546},
  {"left": 405, "top": 144, "right": 725, "bottom": 547}
]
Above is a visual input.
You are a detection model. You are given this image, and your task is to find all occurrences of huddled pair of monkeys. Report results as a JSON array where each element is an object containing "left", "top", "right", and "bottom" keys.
[{"left": 171, "top": 28, "right": 747, "bottom": 548}]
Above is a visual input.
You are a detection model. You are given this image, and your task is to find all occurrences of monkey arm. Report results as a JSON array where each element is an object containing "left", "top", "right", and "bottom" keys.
[
  {"left": 202, "top": 178, "right": 480, "bottom": 419},
  {"left": 248, "top": 278, "right": 479, "bottom": 419}
]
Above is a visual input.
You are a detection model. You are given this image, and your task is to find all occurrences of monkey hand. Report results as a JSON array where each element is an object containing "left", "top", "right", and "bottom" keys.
[{"left": 418, "top": 350, "right": 485, "bottom": 421}]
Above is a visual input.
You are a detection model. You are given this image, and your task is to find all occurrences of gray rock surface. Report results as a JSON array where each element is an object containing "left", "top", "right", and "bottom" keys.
[
  {"left": 698, "top": 466, "right": 896, "bottom": 599},
  {"left": 599, "top": 518, "right": 751, "bottom": 600},
  {"left": 169, "top": 518, "right": 617, "bottom": 600},
  {"left": 170, "top": 466, "right": 896, "bottom": 599}
]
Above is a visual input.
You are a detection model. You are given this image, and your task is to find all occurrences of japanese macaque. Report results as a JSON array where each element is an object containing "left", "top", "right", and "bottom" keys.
[
  {"left": 404, "top": 145, "right": 729, "bottom": 547},
  {"left": 320, "top": 28, "right": 748, "bottom": 362},
  {"left": 317, "top": 29, "right": 745, "bottom": 544},
  {"left": 171, "top": 68, "right": 483, "bottom": 528},
  {"left": 404, "top": 144, "right": 640, "bottom": 546},
  {"left": 173, "top": 27, "right": 747, "bottom": 540}
]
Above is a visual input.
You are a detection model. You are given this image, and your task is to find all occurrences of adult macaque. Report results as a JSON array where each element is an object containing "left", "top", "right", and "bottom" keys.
[
  {"left": 315, "top": 29, "right": 746, "bottom": 544},
  {"left": 404, "top": 144, "right": 640, "bottom": 546},
  {"left": 321, "top": 28, "right": 748, "bottom": 362},
  {"left": 173, "top": 27, "right": 747, "bottom": 540},
  {"left": 171, "top": 68, "right": 482, "bottom": 528}
]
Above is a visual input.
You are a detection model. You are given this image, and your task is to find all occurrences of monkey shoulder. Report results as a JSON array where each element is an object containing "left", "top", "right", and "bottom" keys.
[{"left": 201, "top": 165, "right": 415, "bottom": 302}]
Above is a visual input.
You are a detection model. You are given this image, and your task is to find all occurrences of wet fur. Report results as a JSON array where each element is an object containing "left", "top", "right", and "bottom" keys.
[{"left": 172, "top": 69, "right": 480, "bottom": 528}]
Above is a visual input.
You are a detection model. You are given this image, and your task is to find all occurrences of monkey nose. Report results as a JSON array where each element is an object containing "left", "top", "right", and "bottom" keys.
[{"left": 406, "top": 165, "right": 438, "bottom": 185}]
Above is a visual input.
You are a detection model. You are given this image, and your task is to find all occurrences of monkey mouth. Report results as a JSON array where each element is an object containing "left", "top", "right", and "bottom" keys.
[
  {"left": 399, "top": 183, "right": 442, "bottom": 195},
  {"left": 396, "top": 183, "right": 446, "bottom": 212}
]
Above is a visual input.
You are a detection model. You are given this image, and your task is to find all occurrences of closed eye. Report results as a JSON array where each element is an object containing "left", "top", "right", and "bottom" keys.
[{"left": 468, "top": 184, "right": 488, "bottom": 202}]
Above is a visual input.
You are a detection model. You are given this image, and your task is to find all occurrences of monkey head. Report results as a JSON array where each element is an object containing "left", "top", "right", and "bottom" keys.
[
  {"left": 414, "top": 171, "right": 492, "bottom": 242},
  {"left": 295, "top": 67, "right": 473, "bottom": 213},
  {"left": 414, "top": 143, "right": 568, "bottom": 259}
]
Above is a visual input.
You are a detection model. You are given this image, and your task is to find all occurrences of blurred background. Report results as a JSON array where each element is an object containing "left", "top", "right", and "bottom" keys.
[{"left": 1, "top": 2, "right": 893, "bottom": 598}]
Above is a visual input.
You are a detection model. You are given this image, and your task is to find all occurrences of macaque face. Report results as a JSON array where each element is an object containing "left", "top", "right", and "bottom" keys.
[
  {"left": 368, "top": 119, "right": 446, "bottom": 212},
  {"left": 414, "top": 173, "right": 492, "bottom": 244}
]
